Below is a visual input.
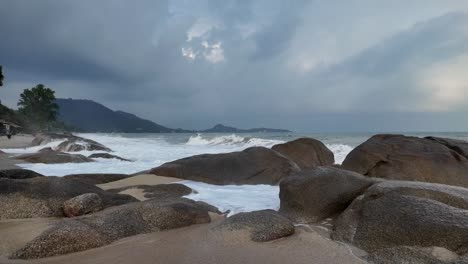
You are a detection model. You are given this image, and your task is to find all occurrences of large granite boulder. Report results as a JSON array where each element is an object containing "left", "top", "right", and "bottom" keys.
[
  {"left": 14, "top": 149, "right": 93, "bottom": 164},
  {"left": 332, "top": 180, "right": 468, "bottom": 255},
  {"left": 342, "top": 134, "right": 468, "bottom": 188},
  {"left": 63, "top": 193, "right": 103, "bottom": 217},
  {"left": 272, "top": 138, "right": 334, "bottom": 169},
  {"left": 13, "top": 198, "right": 211, "bottom": 259},
  {"left": 150, "top": 147, "right": 300, "bottom": 185},
  {"left": 0, "top": 176, "right": 137, "bottom": 219},
  {"left": 216, "top": 210, "right": 294, "bottom": 242},
  {"left": 279, "top": 167, "right": 375, "bottom": 223},
  {"left": 63, "top": 173, "right": 131, "bottom": 185},
  {"left": 0, "top": 169, "right": 44, "bottom": 179}
]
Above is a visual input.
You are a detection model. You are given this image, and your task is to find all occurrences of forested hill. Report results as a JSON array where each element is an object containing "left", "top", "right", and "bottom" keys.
[{"left": 55, "top": 99, "right": 188, "bottom": 133}]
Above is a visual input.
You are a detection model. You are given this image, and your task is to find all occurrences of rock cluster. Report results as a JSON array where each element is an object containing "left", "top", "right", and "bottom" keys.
[
  {"left": 0, "top": 176, "right": 137, "bottom": 219},
  {"left": 13, "top": 198, "right": 211, "bottom": 259}
]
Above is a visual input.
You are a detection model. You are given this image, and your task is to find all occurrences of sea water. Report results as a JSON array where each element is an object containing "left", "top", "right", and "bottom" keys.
[{"left": 4, "top": 132, "right": 468, "bottom": 215}]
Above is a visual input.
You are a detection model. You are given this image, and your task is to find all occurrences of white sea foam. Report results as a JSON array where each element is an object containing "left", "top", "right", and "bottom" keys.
[
  {"left": 13, "top": 133, "right": 286, "bottom": 176},
  {"left": 186, "top": 133, "right": 283, "bottom": 148},
  {"left": 182, "top": 181, "right": 280, "bottom": 216},
  {"left": 326, "top": 143, "right": 354, "bottom": 164}
]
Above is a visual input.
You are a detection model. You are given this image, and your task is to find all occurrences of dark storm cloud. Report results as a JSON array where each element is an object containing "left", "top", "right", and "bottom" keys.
[{"left": 1, "top": 0, "right": 468, "bottom": 131}]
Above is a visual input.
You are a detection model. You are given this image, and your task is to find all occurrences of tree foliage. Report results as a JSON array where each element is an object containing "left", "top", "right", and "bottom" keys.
[
  {"left": 18, "top": 84, "right": 59, "bottom": 130},
  {"left": 0, "top": 65, "right": 3, "bottom": 86}
]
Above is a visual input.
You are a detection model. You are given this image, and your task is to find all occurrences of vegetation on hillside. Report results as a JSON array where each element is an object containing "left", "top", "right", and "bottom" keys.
[{"left": 0, "top": 67, "right": 71, "bottom": 133}]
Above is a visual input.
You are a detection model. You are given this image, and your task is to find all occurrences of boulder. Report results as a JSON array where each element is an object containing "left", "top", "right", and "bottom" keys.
[
  {"left": 332, "top": 180, "right": 468, "bottom": 255},
  {"left": 0, "top": 169, "right": 44, "bottom": 179},
  {"left": 0, "top": 176, "right": 137, "bottom": 219},
  {"left": 56, "top": 139, "right": 111, "bottom": 152},
  {"left": 89, "top": 153, "right": 131, "bottom": 161},
  {"left": 272, "top": 138, "right": 334, "bottom": 169},
  {"left": 63, "top": 193, "right": 103, "bottom": 217},
  {"left": 14, "top": 150, "right": 93, "bottom": 164},
  {"left": 31, "top": 133, "right": 111, "bottom": 152},
  {"left": 13, "top": 198, "right": 211, "bottom": 259},
  {"left": 279, "top": 167, "right": 375, "bottom": 223},
  {"left": 342, "top": 134, "right": 468, "bottom": 188},
  {"left": 216, "top": 210, "right": 295, "bottom": 242},
  {"left": 150, "top": 147, "right": 300, "bottom": 185},
  {"left": 63, "top": 173, "right": 131, "bottom": 185},
  {"left": 425, "top": 136, "right": 468, "bottom": 159}
]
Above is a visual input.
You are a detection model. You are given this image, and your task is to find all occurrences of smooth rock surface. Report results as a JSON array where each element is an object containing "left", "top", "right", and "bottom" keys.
[
  {"left": 279, "top": 167, "right": 375, "bottom": 223},
  {"left": 216, "top": 210, "right": 294, "bottom": 242},
  {"left": 342, "top": 134, "right": 468, "bottom": 188},
  {"left": 150, "top": 147, "right": 300, "bottom": 185},
  {"left": 332, "top": 180, "right": 468, "bottom": 255},
  {"left": 272, "top": 138, "right": 334, "bottom": 169}
]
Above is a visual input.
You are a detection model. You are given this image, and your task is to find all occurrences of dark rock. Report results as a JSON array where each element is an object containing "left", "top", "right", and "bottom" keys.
[
  {"left": 332, "top": 180, "right": 468, "bottom": 255},
  {"left": 31, "top": 133, "right": 111, "bottom": 152},
  {"left": 88, "top": 153, "right": 131, "bottom": 161},
  {"left": 0, "top": 176, "right": 137, "bottom": 219},
  {"left": 195, "top": 201, "right": 222, "bottom": 214},
  {"left": 63, "top": 193, "right": 103, "bottom": 217},
  {"left": 367, "top": 246, "right": 460, "bottom": 264},
  {"left": 150, "top": 147, "right": 300, "bottom": 185},
  {"left": 342, "top": 134, "right": 468, "bottom": 188},
  {"left": 38, "top": 147, "right": 54, "bottom": 152},
  {"left": 425, "top": 136, "right": 468, "bottom": 159},
  {"left": 272, "top": 138, "right": 334, "bottom": 169},
  {"left": 217, "top": 210, "right": 295, "bottom": 242},
  {"left": 0, "top": 169, "right": 44, "bottom": 179},
  {"left": 14, "top": 151, "right": 93, "bottom": 164},
  {"left": 63, "top": 173, "right": 131, "bottom": 185},
  {"left": 279, "top": 167, "right": 375, "bottom": 223},
  {"left": 13, "top": 198, "right": 211, "bottom": 259},
  {"left": 56, "top": 139, "right": 111, "bottom": 152}
]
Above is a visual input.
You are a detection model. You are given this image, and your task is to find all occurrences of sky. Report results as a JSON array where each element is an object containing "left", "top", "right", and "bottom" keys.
[{"left": 1, "top": 0, "right": 468, "bottom": 132}]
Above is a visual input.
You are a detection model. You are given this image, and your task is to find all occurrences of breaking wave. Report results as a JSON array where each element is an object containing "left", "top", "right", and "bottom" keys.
[{"left": 186, "top": 134, "right": 284, "bottom": 148}]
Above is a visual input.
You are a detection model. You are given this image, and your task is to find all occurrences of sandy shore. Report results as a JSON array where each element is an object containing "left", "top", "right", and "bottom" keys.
[
  {"left": 0, "top": 135, "right": 33, "bottom": 149},
  {"left": 0, "top": 218, "right": 366, "bottom": 264},
  {"left": 97, "top": 174, "right": 183, "bottom": 201}
]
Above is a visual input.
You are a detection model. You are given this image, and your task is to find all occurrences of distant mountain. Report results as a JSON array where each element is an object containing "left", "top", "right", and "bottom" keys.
[
  {"left": 56, "top": 98, "right": 190, "bottom": 133},
  {"left": 56, "top": 99, "right": 290, "bottom": 133},
  {"left": 202, "top": 124, "right": 291, "bottom": 133}
]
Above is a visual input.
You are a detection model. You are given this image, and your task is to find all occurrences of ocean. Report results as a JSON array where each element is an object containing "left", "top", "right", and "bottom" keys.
[{"left": 5, "top": 131, "right": 468, "bottom": 215}]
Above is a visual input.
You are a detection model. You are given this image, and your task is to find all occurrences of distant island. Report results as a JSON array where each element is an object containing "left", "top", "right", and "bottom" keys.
[
  {"left": 201, "top": 124, "right": 291, "bottom": 133},
  {"left": 57, "top": 98, "right": 291, "bottom": 133}
]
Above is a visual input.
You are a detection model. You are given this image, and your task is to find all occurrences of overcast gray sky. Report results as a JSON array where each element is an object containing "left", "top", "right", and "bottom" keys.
[{"left": 1, "top": 0, "right": 468, "bottom": 132}]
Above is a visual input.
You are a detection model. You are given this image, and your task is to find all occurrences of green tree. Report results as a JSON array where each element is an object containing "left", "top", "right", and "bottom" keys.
[
  {"left": 0, "top": 65, "right": 3, "bottom": 86},
  {"left": 18, "top": 84, "right": 59, "bottom": 131}
]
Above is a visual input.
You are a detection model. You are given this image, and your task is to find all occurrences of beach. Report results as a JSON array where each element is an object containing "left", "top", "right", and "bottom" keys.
[
  {"left": 2, "top": 132, "right": 468, "bottom": 263},
  {"left": 0, "top": 172, "right": 366, "bottom": 264}
]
